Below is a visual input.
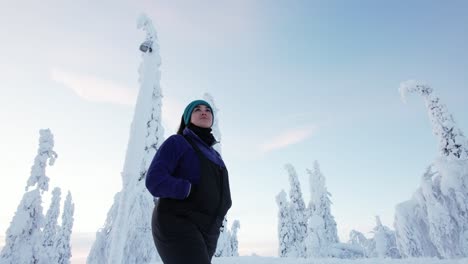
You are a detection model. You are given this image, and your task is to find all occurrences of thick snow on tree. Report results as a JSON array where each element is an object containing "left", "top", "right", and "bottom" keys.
[
  {"left": 399, "top": 80, "right": 468, "bottom": 160},
  {"left": 304, "top": 161, "right": 339, "bottom": 258},
  {"left": 284, "top": 164, "right": 307, "bottom": 258},
  {"left": 0, "top": 129, "right": 57, "bottom": 264},
  {"left": 394, "top": 194, "right": 438, "bottom": 258},
  {"left": 395, "top": 81, "right": 468, "bottom": 259},
  {"left": 87, "top": 192, "right": 121, "bottom": 263},
  {"left": 276, "top": 190, "right": 296, "bottom": 257},
  {"left": 396, "top": 160, "right": 468, "bottom": 258},
  {"left": 26, "top": 129, "right": 58, "bottom": 192},
  {"left": 87, "top": 13, "right": 163, "bottom": 264},
  {"left": 215, "top": 219, "right": 241, "bottom": 257},
  {"left": 54, "top": 191, "right": 74, "bottom": 264},
  {"left": 215, "top": 218, "right": 231, "bottom": 257},
  {"left": 203, "top": 92, "right": 222, "bottom": 154},
  {"left": 0, "top": 189, "right": 44, "bottom": 264},
  {"left": 41, "top": 187, "right": 62, "bottom": 263},
  {"left": 420, "top": 165, "right": 463, "bottom": 258},
  {"left": 372, "top": 216, "right": 400, "bottom": 258},
  {"left": 348, "top": 230, "right": 375, "bottom": 258},
  {"left": 230, "top": 220, "right": 241, "bottom": 257},
  {"left": 328, "top": 242, "right": 366, "bottom": 259}
]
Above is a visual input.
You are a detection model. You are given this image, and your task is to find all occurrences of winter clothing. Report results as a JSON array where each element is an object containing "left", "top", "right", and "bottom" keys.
[
  {"left": 146, "top": 127, "right": 225, "bottom": 199},
  {"left": 146, "top": 124, "right": 232, "bottom": 264},
  {"left": 187, "top": 123, "right": 217, "bottom": 146},
  {"left": 183, "top": 100, "right": 213, "bottom": 125}
]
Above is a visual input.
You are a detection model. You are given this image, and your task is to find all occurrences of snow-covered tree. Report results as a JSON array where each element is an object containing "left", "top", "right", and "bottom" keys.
[
  {"left": 304, "top": 161, "right": 338, "bottom": 258},
  {"left": 284, "top": 164, "right": 307, "bottom": 257},
  {"left": 54, "top": 191, "right": 74, "bottom": 264},
  {"left": 203, "top": 92, "right": 221, "bottom": 154},
  {"left": 0, "top": 129, "right": 57, "bottom": 264},
  {"left": 26, "top": 129, "right": 58, "bottom": 192},
  {"left": 41, "top": 187, "right": 62, "bottom": 263},
  {"left": 276, "top": 190, "right": 295, "bottom": 257},
  {"left": 87, "top": 13, "right": 163, "bottom": 264},
  {"left": 395, "top": 81, "right": 468, "bottom": 258},
  {"left": 230, "top": 220, "right": 240, "bottom": 257},
  {"left": 87, "top": 192, "right": 120, "bottom": 262},
  {"left": 215, "top": 218, "right": 231, "bottom": 257},
  {"left": 394, "top": 194, "right": 438, "bottom": 258},
  {"left": 421, "top": 165, "right": 462, "bottom": 258},
  {"left": 372, "top": 216, "right": 400, "bottom": 258},
  {"left": 214, "top": 219, "right": 241, "bottom": 257},
  {"left": 348, "top": 230, "right": 375, "bottom": 258},
  {"left": 399, "top": 80, "right": 468, "bottom": 160}
]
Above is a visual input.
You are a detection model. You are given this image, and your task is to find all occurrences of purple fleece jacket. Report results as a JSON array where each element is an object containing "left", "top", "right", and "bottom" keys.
[{"left": 145, "top": 128, "right": 225, "bottom": 200}]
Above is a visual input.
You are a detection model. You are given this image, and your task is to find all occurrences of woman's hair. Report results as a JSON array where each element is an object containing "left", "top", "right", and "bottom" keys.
[{"left": 177, "top": 116, "right": 186, "bottom": 135}]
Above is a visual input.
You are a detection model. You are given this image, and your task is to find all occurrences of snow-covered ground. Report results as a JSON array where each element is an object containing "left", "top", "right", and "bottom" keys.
[{"left": 210, "top": 257, "right": 466, "bottom": 264}]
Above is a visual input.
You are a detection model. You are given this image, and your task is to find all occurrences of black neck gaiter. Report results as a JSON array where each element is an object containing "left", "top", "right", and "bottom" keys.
[{"left": 188, "top": 123, "right": 216, "bottom": 146}]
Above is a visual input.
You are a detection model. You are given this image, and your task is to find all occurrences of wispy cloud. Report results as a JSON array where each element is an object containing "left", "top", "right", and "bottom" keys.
[
  {"left": 51, "top": 68, "right": 137, "bottom": 106},
  {"left": 259, "top": 126, "right": 317, "bottom": 153},
  {"left": 50, "top": 68, "right": 186, "bottom": 134}
]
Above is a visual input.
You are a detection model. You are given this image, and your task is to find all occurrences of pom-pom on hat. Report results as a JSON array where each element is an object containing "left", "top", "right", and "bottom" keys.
[{"left": 183, "top": 100, "right": 213, "bottom": 125}]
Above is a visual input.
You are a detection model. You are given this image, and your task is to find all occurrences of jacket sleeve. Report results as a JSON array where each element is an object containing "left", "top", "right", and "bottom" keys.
[{"left": 145, "top": 135, "right": 191, "bottom": 199}]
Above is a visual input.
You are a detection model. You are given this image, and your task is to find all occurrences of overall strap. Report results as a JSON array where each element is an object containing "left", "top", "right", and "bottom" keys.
[
  {"left": 183, "top": 135, "right": 203, "bottom": 155},
  {"left": 184, "top": 135, "right": 226, "bottom": 227}
]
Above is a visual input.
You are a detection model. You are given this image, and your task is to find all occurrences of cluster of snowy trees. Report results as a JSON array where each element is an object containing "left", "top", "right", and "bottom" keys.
[
  {"left": 276, "top": 162, "right": 341, "bottom": 258},
  {"left": 276, "top": 162, "right": 388, "bottom": 259},
  {"left": 277, "top": 81, "right": 468, "bottom": 260},
  {"left": 87, "top": 14, "right": 240, "bottom": 263},
  {"left": 0, "top": 129, "right": 74, "bottom": 264}
]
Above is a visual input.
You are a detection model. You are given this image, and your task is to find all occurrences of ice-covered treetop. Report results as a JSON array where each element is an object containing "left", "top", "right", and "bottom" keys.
[
  {"left": 399, "top": 80, "right": 433, "bottom": 102},
  {"left": 306, "top": 160, "right": 327, "bottom": 203},
  {"left": 137, "top": 13, "right": 158, "bottom": 44},
  {"left": 399, "top": 80, "right": 468, "bottom": 160},
  {"left": 26, "top": 129, "right": 58, "bottom": 192}
]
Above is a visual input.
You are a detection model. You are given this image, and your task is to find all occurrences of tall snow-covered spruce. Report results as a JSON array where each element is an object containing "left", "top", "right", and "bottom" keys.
[
  {"left": 395, "top": 80, "right": 468, "bottom": 259},
  {"left": 304, "top": 161, "right": 339, "bottom": 257},
  {"left": 285, "top": 164, "right": 307, "bottom": 258},
  {"left": 0, "top": 129, "right": 57, "bottom": 264},
  {"left": 54, "top": 192, "right": 74, "bottom": 264},
  {"left": 87, "top": 13, "right": 163, "bottom": 264},
  {"left": 41, "top": 187, "right": 62, "bottom": 263},
  {"left": 276, "top": 190, "right": 294, "bottom": 257}
]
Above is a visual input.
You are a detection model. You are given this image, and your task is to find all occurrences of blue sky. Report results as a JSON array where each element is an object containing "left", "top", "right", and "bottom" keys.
[{"left": 1, "top": 0, "right": 468, "bottom": 257}]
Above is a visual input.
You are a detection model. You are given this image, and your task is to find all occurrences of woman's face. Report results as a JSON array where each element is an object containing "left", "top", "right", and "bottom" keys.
[{"left": 190, "top": 105, "right": 213, "bottom": 128}]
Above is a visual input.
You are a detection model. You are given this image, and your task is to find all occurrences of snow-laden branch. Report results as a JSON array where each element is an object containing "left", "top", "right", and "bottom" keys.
[{"left": 399, "top": 80, "right": 468, "bottom": 160}]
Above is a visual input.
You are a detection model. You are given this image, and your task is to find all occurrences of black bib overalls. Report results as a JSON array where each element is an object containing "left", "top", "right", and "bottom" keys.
[{"left": 151, "top": 136, "right": 232, "bottom": 264}]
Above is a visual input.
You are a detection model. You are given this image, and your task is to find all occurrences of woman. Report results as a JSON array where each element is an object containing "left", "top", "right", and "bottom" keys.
[{"left": 146, "top": 99, "right": 232, "bottom": 264}]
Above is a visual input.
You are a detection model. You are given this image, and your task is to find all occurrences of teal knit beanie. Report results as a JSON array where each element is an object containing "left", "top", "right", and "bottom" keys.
[{"left": 183, "top": 100, "right": 213, "bottom": 125}]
